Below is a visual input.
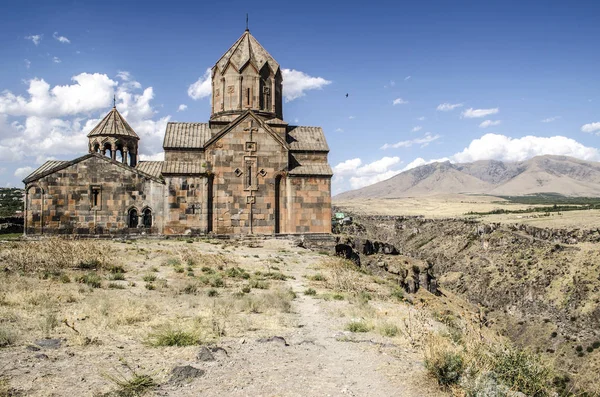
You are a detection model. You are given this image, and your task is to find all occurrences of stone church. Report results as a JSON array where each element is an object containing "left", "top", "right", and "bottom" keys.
[{"left": 22, "top": 29, "right": 332, "bottom": 236}]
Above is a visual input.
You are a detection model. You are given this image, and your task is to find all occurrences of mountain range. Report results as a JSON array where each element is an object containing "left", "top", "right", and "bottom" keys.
[{"left": 334, "top": 155, "right": 600, "bottom": 199}]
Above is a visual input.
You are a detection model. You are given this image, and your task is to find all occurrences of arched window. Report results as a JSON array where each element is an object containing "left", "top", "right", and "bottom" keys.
[
  {"left": 143, "top": 208, "right": 152, "bottom": 228},
  {"left": 128, "top": 208, "right": 138, "bottom": 228}
]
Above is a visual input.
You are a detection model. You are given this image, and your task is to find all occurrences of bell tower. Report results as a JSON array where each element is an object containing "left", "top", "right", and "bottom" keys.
[
  {"left": 87, "top": 103, "right": 140, "bottom": 166},
  {"left": 210, "top": 29, "right": 283, "bottom": 122}
]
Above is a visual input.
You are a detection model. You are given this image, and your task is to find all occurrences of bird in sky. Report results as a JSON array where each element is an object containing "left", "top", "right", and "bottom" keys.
[{"left": 345, "top": 93, "right": 349, "bottom": 98}]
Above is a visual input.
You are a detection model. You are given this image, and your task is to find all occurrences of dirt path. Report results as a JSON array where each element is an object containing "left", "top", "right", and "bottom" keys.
[{"left": 161, "top": 245, "right": 443, "bottom": 397}]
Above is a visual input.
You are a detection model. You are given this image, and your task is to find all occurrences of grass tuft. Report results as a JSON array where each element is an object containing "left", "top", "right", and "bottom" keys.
[
  {"left": 345, "top": 320, "right": 370, "bottom": 333},
  {"left": 147, "top": 327, "right": 199, "bottom": 347}
]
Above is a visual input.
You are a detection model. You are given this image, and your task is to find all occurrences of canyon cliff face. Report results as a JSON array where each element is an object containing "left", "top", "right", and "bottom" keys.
[{"left": 334, "top": 213, "right": 600, "bottom": 381}]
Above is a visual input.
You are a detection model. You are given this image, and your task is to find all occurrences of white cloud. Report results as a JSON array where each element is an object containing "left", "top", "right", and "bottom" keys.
[
  {"left": 479, "top": 120, "right": 501, "bottom": 128},
  {"left": 0, "top": 71, "right": 170, "bottom": 169},
  {"left": 14, "top": 166, "right": 34, "bottom": 179},
  {"left": 177, "top": 104, "right": 188, "bottom": 112},
  {"left": 116, "top": 71, "right": 131, "bottom": 81},
  {"left": 281, "top": 68, "right": 331, "bottom": 102},
  {"left": 393, "top": 98, "right": 408, "bottom": 105},
  {"left": 581, "top": 122, "right": 600, "bottom": 134},
  {"left": 53, "top": 57, "right": 61, "bottom": 64},
  {"left": 411, "top": 126, "right": 422, "bottom": 132},
  {"left": 333, "top": 156, "right": 403, "bottom": 190},
  {"left": 541, "top": 116, "right": 560, "bottom": 123},
  {"left": 335, "top": 128, "right": 343, "bottom": 132},
  {"left": 462, "top": 107, "right": 499, "bottom": 118},
  {"left": 381, "top": 133, "right": 440, "bottom": 150},
  {"left": 52, "top": 32, "right": 70, "bottom": 44},
  {"left": 25, "top": 34, "right": 42, "bottom": 46},
  {"left": 0, "top": 73, "right": 116, "bottom": 117},
  {"left": 404, "top": 76, "right": 411, "bottom": 81},
  {"left": 187, "top": 68, "right": 212, "bottom": 100},
  {"left": 437, "top": 103, "right": 463, "bottom": 111},
  {"left": 417, "top": 116, "right": 425, "bottom": 121},
  {"left": 24, "top": 59, "right": 31, "bottom": 69},
  {"left": 349, "top": 116, "right": 355, "bottom": 120},
  {"left": 452, "top": 133, "right": 599, "bottom": 163}
]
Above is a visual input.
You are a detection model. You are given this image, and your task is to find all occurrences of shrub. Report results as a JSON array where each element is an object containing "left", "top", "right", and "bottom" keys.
[
  {"left": 304, "top": 288, "right": 317, "bottom": 296},
  {"left": 78, "top": 259, "right": 102, "bottom": 270},
  {"left": 264, "top": 272, "right": 287, "bottom": 281},
  {"left": 241, "top": 286, "right": 251, "bottom": 294},
  {"left": 77, "top": 272, "right": 102, "bottom": 288},
  {"left": 173, "top": 266, "right": 184, "bottom": 274},
  {"left": 105, "top": 362, "right": 157, "bottom": 396},
  {"left": 390, "top": 287, "right": 404, "bottom": 301},
  {"left": 0, "top": 327, "right": 16, "bottom": 347},
  {"left": 576, "top": 345, "right": 583, "bottom": 352},
  {"left": 209, "top": 276, "right": 224, "bottom": 288},
  {"left": 593, "top": 341, "right": 600, "bottom": 349},
  {"left": 332, "top": 293, "right": 344, "bottom": 300},
  {"left": 145, "top": 283, "right": 155, "bottom": 290},
  {"left": 143, "top": 274, "right": 157, "bottom": 282},
  {"left": 59, "top": 273, "right": 71, "bottom": 283},
  {"left": 379, "top": 322, "right": 399, "bottom": 337},
  {"left": 346, "top": 320, "right": 370, "bottom": 333},
  {"left": 586, "top": 346, "right": 594, "bottom": 353},
  {"left": 201, "top": 266, "right": 214, "bottom": 274},
  {"left": 181, "top": 283, "right": 198, "bottom": 294},
  {"left": 108, "top": 282, "right": 126, "bottom": 289},
  {"left": 207, "top": 289, "right": 219, "bottom": 297},
  {"left": 309, "top": 273, "right": 327, "bottom": 281},
  {"left": 489, "top": 345, "right": 553, "bottom": 396},
  {"left": 109, "top": 265, "right": 126, "bottom": 274},
  {"left": 166, "top": 258, "right": 181, "bottom": 267},
  {"left": 424, "top": 336, "right": 464, "bottom": 387},
  {"left": 109, "top": 272, "right": 125, "bottom": 281},
  {"left": 147, "top": 327, "right": 199, "bottom": 347},
  {"left": 248, "top": 279, "right": 269, "bottom": 290}
]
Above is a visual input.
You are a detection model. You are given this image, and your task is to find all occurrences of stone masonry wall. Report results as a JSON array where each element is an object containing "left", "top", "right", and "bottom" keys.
[
  {"left": 288, "top": 176, "right": 331, "bottom": 233},
  {"left": 25, "top": 156, "right": 164, "bottom": 235},
  {"left": 205, "top": 116, "right": 288, "bottom": 234}
]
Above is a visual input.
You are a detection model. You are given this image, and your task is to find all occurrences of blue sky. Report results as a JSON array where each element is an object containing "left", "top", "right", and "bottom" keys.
[{"left": 1, "top": 0, "right": 599, "bottom": 193}]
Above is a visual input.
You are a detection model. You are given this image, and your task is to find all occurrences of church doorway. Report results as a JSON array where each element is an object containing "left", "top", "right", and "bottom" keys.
[
  {"left": 128, "top": 208, "right": 138, "bottom": 228},
  {"left": 143, "top": 208, "right": 152, "bottom": 228},
  {"left": 275, "top": 175, "right": 282, "bottom": 234}
]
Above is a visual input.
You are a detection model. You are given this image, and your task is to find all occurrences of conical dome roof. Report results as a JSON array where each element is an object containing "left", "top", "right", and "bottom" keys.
[
  {"left": 215, "top": 30, "right": 280, "bottom": 74},
  {"left": 87, "top": 106, "right": 139, "bottom": 139}
]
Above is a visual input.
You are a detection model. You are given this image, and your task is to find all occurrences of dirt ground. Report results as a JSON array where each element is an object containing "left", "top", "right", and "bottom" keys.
[{"left": 0, "top": 238, "right": 448, "bottom": 397}]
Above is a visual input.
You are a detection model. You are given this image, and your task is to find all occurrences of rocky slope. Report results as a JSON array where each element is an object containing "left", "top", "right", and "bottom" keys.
[
  {"left": 335, "top": 155, "right": 600, "bottom": 199},
  {"left": 334, "top": 213, "right": 600, "bottom": 393}
]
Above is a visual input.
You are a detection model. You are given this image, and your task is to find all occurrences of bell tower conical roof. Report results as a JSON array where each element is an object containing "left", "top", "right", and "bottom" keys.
[
  {"left": 87, "top": 106, "right": 139, "bottom": 139},
  {"left": 210, "top": 30, "right": 284, "bottom": 122},
  {"left": 215, "top": 30, "right": 280, "bottom": 76},
  {"left": 87, "top": 105, "right": 140, "bottom": 167}
]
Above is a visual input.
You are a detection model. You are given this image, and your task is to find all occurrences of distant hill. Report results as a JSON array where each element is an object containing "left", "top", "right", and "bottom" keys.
[
  {"left": 0, "top": 188, "right": 24, "bottom": 217},
  {"left": 334, "top": 155, "right": 600, "bottom": 200}
]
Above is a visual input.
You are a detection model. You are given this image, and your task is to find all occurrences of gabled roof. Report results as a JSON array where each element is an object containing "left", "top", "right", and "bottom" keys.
[
  {"left": 286, "top": 126, "right": 329, "bottom": 152},
  {"left": 23, "top": 153, "right": 163, "bottom": 184},
  {"left": 163, "top": 122, "right": 211, "bottom": 149},
  {"left": 136, "top": 161, "right": 164, "bottom": 179},
  {"left": 203, "top": 110, "right": 288, "bottom": 150},
  {"left": 162, "top": 161, "right": 206, "bottom": 175},
  {"left": 23, "top": 160, "right": 69, "bottom": 182},
  {"left": 87, "top": 107, "right": 139, "bottom": 139},
  {"left": 288, "top": 164, "right": 333, "bottom": 177},
  {"left": 215, "top": 30, "right": 280, "bottom": 75}
]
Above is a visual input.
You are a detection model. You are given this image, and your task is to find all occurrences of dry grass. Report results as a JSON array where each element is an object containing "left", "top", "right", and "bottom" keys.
[{"left": 0, "top": 238, "right": 114, "bottom": 273}]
